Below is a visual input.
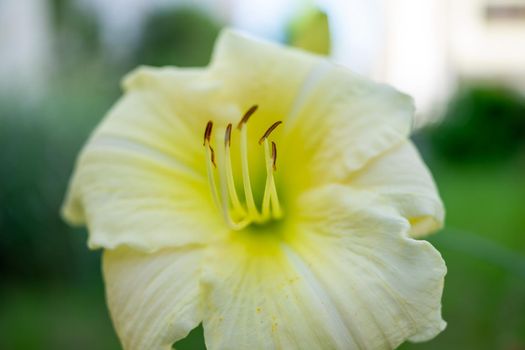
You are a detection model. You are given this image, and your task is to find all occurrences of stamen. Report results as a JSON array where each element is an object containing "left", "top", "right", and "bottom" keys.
[
  {"left": 258, "top": 121, "right": 282, "bottom": 144},
  {"left": 224, "top": 123, "right": 246, "bottom": 216},
  {"left": 271, "top": 141, "right": 277, "bottom": 171},
  {"left": 261, "top": 138, "right": 282, "bottom": 219},
  {"left": 238, "top": 107, "right": 262, "bottom": 220},
  {"left": 224, "top": 123, "right": 232, "bottom": 147},
  {"left": 204, "top": 120, "right": 213, "bottom": 146},
  {"left": 269, "top": 141, "right": 282, "bottom": 218},
  {"left": 203, "top": 123, "right": 220, "bottom": 210},
  {"left": 204, "top": 120, "right": 216, "bottom": 167},
  {"left": 261, "top": 139, "right": 272, "bottom": 218},
  {"left": 204, "top": 107, "right": 284, "bottom": 229},
  {"left": 237, "top": 105, "right": 258, "bottom": 129},
  {"left": 209, "top": 146, "right": 216, "bottom": 168},
  {"left": 216, "top": 133, "right": 250, "bottom": 230}
]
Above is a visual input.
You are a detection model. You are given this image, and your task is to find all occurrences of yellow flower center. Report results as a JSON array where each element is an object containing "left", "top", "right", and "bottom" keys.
[{"left": 203, "top": 105, "right": 283, "bottom": 231}]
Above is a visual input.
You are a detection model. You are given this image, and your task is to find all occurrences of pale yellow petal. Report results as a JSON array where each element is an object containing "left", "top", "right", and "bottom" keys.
[
  {"left": 349, "top": 141, "right": 444, "bottom": 237},
  {"left": 201, "top": 185, "right": 446, "bottom": 350},
  {"left": 210, "top": 29, "right": 320, "bottom": 129},
  {"left": 293, "top": 185, "right": 447, "bottom": 346},
  {"left": 279, "top": 66, "right": 414, "bottom": 194},
  {"left": 209, "top": 30, "right": 415, "bottom": 195},
  {"left": 103, "top": 246, "right": 203, "bottom": 350},
  {"left": 62, "top": 67, "right": 229, "bottom": 251},
  {"left": 201, "top": 237, "right": 360, "bottom": 350},
  {"left": 206, "top": 30, "right": 323, "bottom": 182}
]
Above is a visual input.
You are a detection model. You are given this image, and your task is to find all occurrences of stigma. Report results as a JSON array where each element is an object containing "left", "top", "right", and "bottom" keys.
[{"left": 203, "top": 105, "right": 282, "bottom": 231}]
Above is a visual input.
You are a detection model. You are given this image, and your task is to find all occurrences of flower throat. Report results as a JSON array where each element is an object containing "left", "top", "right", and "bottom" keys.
[{"left": 203, "top": 105, "right": 283, "bottom": 231}]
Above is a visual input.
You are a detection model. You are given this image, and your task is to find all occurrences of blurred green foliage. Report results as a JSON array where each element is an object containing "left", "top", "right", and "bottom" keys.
[
  {"left": 429, "top": 85, "right": 525, "bottom": 163},
  {"left": 287, "top": 7, "right": 331, "bottom": 56},
  {"left": 135, "top": 7, "right": 221, "bottom": 67},
  {"left": 49, "top": 0, "right": 102, "bottom": 66},
  {"left": 0, "top": 285, "right": 119, "bottom": 350},
  {"left": 400, "top": 159, "right": 525, "bottom": 350},
  {"left": 0, "top": 66, "right": 121, "bottom": 348},
  {"left": 0, "top": 67, "right": 118, "bottom": 283}
]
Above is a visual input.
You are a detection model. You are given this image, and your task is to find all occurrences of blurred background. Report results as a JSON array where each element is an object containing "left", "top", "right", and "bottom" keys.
[{"left": 1, "top": 0, "right": 524, "bottom": 349}]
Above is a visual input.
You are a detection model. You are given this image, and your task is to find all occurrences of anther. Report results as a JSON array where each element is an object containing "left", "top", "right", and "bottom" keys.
[
  {"left": 258, "top": 121, "right": 282, "bottom": 144},
  {"left": 203, "top": 121, "right": 220, "bottom": 211},
  {"left": 225, "top": 123, "right": 232, "bottom": 147},
  {"left": 261, "top": 138, "right": 282, "bottom": 219},
  {"left": 209, "top": 146, "right": 216, "bottom": 168},
  {"left": 237, "top": 105, "right": 258, "bottom": 129},
  {"left": 271, "top": 141, "right": 277, "bottom": 171},
  {"left": 204, "top": 120, "right": 213, "bottom": 145},
  {"left": 204, "top": 106, "right": 284, "bottom": 229}
]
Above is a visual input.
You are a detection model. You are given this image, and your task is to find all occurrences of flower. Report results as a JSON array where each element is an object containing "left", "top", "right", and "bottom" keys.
[{"left": 62, "top": 29, "right": 446, "bottom": 350}]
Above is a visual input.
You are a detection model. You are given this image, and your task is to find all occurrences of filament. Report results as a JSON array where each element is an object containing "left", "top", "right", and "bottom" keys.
[
  {"left": 203, "top": 106, "right": 284, "bottom": 230},
  {"left": 204, "top": 122, "right": 220, "bottom": 210},
  {"left": 263, "top": 139, "right": 282, "bottom": 218},
  {"left": 239, "top": 117, "right": 262, "bottom": 221},
  {"left": 224, "top": 124, "right": 246, "bottom": 217},
  {"left": 217, "top": 133, "right": 250, "bottom": 230}
]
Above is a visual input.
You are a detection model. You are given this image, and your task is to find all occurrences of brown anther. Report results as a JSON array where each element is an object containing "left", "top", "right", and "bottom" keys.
[
  {"left": 204, "top": 120, "right": 213, "bottom": 146},
  {"left": 259, "top": 121, "right": 282, "bottom": 144},
  {"left": 271, "top": 141, "right": 277, "bottom": 171},
  {"left": 210, "top": 146, "right": 216, "bottom": 168},
  {"left": 225, "top": 123, "right": 232, "bottom": 147},
  {"left": 237, "top": 105, "right": 258, "bottom": 129}
]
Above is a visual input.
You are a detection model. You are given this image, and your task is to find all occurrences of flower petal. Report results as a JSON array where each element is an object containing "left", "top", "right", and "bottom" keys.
[
  {"left": 201, "top": 236, "right": 360, "bottom": 350},
  {"left": 210, "top": 30, "right": 414, "bottom": 192},
  {"left": 207, "top": 30, "right": 324, "bottom": 180},
  {"left": 201, "top": 185, "right": 446, "bottom": 350},
  {"left": 103, "top": 246, "right": 203, "bottom": 350},
  {"left": 279, "top": 66, "right": 414, "bottom": 193},
  {"left": 293, "top": 185, "right": 447, "bottom": 345},
  {"left": 349, "top": 141, "right": 444, "bottom": 237},
  {"left": 210, "top": 29, "right": 320, "bottom": 128},
  {"left": 62, "top": 67, "right": 229, "bottom": 251}
]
